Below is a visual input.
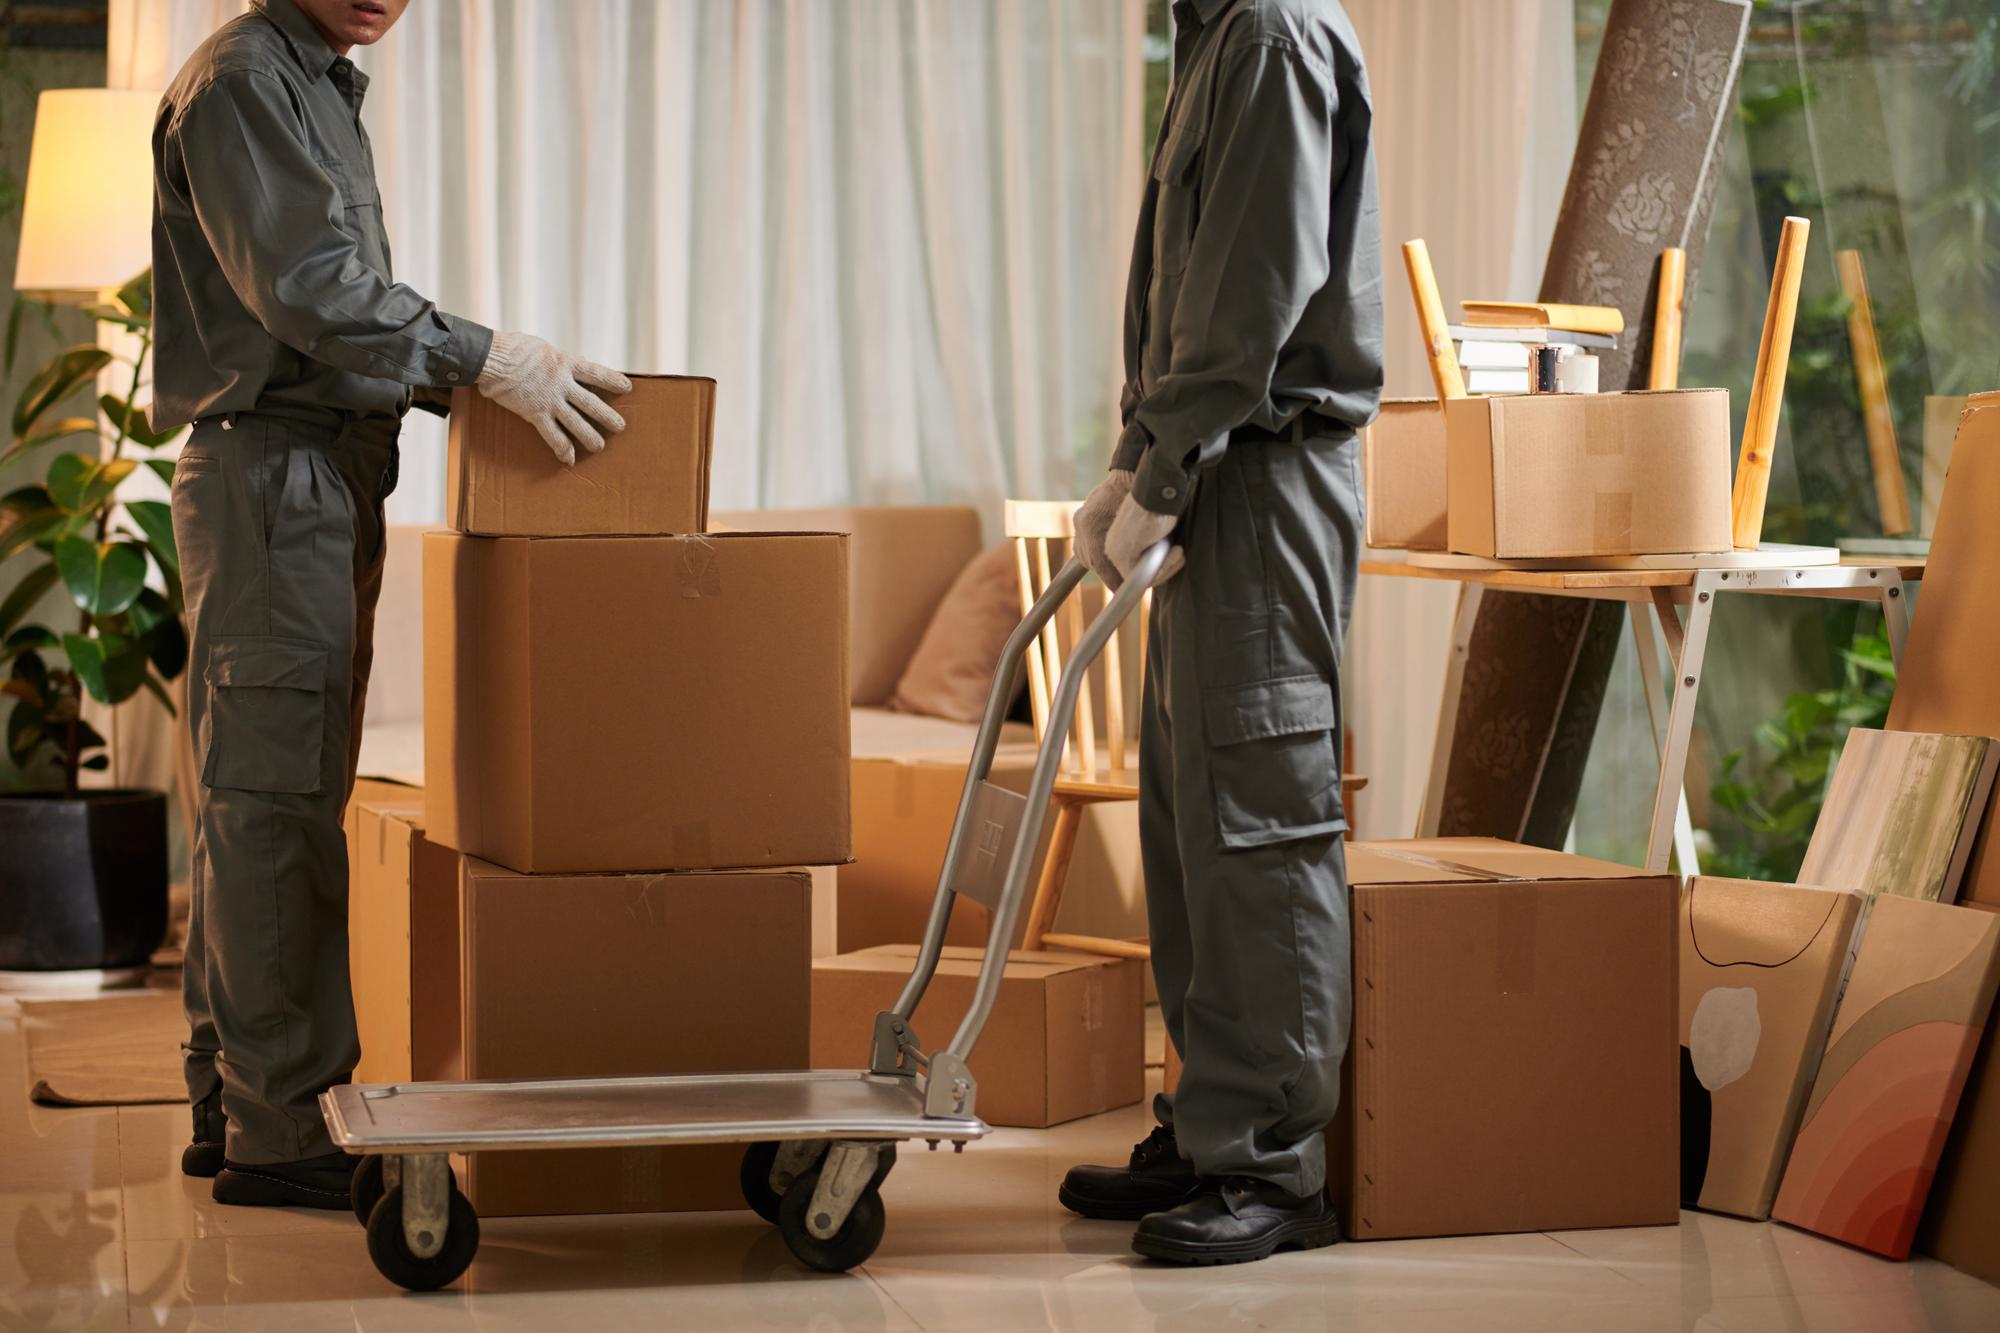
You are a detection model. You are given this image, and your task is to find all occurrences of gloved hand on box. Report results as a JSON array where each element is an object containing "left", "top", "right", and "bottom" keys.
[{"left": 476, "top": 331, "right": 633, "bottom": 465}]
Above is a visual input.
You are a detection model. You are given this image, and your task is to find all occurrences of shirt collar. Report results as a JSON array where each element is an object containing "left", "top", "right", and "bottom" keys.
[
  {"left": 252, "top": 0, "right": 342, "bottom": 82},
  {"left": 1173, "top": 0, "right": 1235, "bottom": 28}
]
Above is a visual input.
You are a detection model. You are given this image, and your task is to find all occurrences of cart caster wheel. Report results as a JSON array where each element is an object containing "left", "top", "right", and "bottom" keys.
[
  {"left": 740, "top": 1141, "right": 786, "bottom": 1225},
  {"left": 778, "top": 1166, "right": 886, "bottom": 1273},
  {"left": 366, "top": 1185, "right": 480, "bottom": 1291},
  {"left": 351, "top": 1156, "right": 387, "bottom": 1227}
]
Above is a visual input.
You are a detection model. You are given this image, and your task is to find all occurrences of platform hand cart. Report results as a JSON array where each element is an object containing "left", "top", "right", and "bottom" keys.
[{"left": 320, "top": 542, "right": 1170, "bottom": 1291}]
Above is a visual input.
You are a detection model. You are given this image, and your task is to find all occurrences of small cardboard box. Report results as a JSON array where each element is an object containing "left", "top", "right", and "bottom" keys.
[
  {"left": 347, "top": 803, "right": 463, "bottom": 1085},
  {"left": 456, "top": 858, "right": 813, "bottom": 1216},
  {"left": 844, "top": 749, "right": 1145, "bottom": 954},
  {"left": 1445, "top": 389, "right": 1733, "bottom": 558},
  {"left": 1362, "top": 398, "right": 1448, "bottom": 551},
  {"left": 1331, "top": 837, "right": 1680, "bottom": 1239},
  {"left": 446, "top": 375, "right": 715, "bottom": 537},
  {"left": 423, "top": 531, "right": 852, "bottom": 874},
  {"left": 811, "top": 945, "right": 1144, "bottom": 1128}
]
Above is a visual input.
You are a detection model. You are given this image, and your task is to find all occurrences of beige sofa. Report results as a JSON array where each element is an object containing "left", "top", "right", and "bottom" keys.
[{"left": 357, "top": 507, "right": 1147, "bottom": 953}]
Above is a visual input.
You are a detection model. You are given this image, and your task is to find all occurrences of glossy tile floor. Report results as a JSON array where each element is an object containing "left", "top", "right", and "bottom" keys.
[{"left": 6, "top": 996, "right": 1999, "bottom": 1331}]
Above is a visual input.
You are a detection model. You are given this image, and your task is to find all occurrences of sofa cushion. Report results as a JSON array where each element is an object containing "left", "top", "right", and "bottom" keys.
[
  {"left": 888, "top": 541, "right": 1023, "bottom": 723},
  {"left": 713, "top": 506, "right": 983, "bottom": 707},
  {"left": 850, "top": 706, "right": 1034, "bottom": 759}
]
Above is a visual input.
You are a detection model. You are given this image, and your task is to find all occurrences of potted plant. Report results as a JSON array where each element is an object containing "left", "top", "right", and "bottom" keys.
[{"left": 0, "top": 271, "right": 184, "bottom": 972}]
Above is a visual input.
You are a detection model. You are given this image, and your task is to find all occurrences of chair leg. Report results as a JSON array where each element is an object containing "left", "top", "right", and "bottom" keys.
[{"left": 1022, "top": 797, "right": 1084, "bottom": 950}]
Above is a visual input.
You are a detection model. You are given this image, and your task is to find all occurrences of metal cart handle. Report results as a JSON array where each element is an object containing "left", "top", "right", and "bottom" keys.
[{"left": 887, "top": 541, "right": 1169, "bottom": 1069}]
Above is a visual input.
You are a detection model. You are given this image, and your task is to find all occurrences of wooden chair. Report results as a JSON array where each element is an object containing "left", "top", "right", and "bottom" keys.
[{"left": 1003, "top": 500, "right": 1366, "bottom": 963}]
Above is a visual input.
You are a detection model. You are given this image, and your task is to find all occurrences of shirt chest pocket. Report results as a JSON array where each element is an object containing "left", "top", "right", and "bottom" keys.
[
  {"left": 1150, "top": 113, "right": 1205, "bottom": 278},
  {"left": 317, "top": 156, "right": 380, "bottom": 215}
]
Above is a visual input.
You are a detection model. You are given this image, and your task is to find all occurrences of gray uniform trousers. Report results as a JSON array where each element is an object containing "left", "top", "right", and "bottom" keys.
[
  {"left": 172, "top": 406, "right": 398, "bottom": 1164},
  {"left": 1143, "top": 428, "right": 1361, "bottom": 1198}
]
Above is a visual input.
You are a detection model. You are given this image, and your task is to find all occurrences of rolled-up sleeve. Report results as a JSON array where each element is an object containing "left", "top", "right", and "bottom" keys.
[
  {"left": 174, "top": 70, "right": 490, "bottom": 387},
  {"left": 1127, "top": 39, "right": 1337, "bottom": 514}
]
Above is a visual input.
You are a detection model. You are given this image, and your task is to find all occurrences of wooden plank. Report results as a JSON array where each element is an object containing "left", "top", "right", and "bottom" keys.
[
  {"left": 1402, "top": 238, "right": 1465, "bottom": 402},
  {"left": 1836, "top": 249, "right": 1914, "bottom": 537},
  {"left": 1732, "top": 216, "right": 1811, "bottom": 550},
  {"left": 1649, "top": 247, "right": 1686, "bottom": 390}
]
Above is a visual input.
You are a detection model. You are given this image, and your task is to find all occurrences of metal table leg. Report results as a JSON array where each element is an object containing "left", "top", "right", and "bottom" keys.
[
  {"left": 1629, "top": 603, "right": 1700, "bottom": 874},
  {"left": 1645, "top": 573, "right": 1719, "bottom": 872}
]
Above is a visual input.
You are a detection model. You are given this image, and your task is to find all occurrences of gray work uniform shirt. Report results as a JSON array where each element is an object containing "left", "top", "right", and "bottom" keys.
[
  {"left": 149, "top": 0, "right": 490, "bottom": 431},
  {"left": 1111, "top": 0, "right": 1384, "bottom": 515}
]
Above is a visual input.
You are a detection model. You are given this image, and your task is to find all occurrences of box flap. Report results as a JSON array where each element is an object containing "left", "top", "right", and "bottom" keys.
[
  {"left": 815, "top": 944, "right": 1121, "bottom": 980},
  {"left": 1349, "top": 837, "right": 1661, "bottom": 887}
]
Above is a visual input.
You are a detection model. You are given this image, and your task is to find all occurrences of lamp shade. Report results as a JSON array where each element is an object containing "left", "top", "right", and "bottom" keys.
[{"left": 13, "top": 89, "right": 159, "bottom": 299}]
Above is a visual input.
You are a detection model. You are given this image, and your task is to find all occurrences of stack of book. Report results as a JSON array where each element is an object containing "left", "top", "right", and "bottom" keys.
[{"left": 1452, "top": 301, "right": 1621, "bottom": 394}]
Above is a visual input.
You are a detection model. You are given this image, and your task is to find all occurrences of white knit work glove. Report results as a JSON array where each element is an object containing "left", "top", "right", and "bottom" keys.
[
  {"left": 476, "top": 331, "right": 633, "bottom": 466},
  {"left": 1104, "top": 494, "right": 1185, "bottom": 592},
  {"left": 1072, "top": 470, "right": 1132, "bottom": 587}
]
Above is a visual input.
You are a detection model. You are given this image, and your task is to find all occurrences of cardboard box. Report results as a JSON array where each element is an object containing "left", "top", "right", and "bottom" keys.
[
  {"left": 456, "top": 858, "right": 812, "bottom": 1216},
  {"left": 1445, "top": 389, "right": 1733, "bottom": 558},
  {"left": 1330, "top": 838, "right": 1680, "bottom": 1239},
  {"left": 1362, "top": 398, "right": 1448, "bottom": 551},
  {"left": 423, "top": 531, "right": 852, "bottom": 874},
  {"left": 343, "top": 774, "right": 422, "bottom": 884},
  {"left": 1679, "top": 877, "right": 1864, "bottom": 1220},
  {"left": 446, "top": 375, "right": 715, "bottom": 537},
  {"left": 812, "top": 945, "right": 1144, "bottom": 1128},
  {"left": 844, "top": 749, "right": 1145, "bottom": 954},
  {"left": 347, "top": 803, "right": 463, "bottom": 1085}
]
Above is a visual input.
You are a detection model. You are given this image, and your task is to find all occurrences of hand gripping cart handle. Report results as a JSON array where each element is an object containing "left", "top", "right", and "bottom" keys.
[{"left": 319, "top": 542, "right": 1172, "bottom": 1290}]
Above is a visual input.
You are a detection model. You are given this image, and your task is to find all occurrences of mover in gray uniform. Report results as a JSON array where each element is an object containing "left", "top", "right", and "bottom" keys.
[
  {"left": 151, "top": 0, "right": 629, "bottom": 1209},
  {"left": 1063, "top": 0, "right": 1383, "bottom": 1266}
]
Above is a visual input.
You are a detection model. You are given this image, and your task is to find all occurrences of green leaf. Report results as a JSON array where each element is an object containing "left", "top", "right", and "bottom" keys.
[
  {"left": 61, "top": 632, "right": 147, "bottom": 704},
  {"left": 144, "top": 458, "right": 175, "bottom": 488},
  {"left": 114, "top": 270, "right": 152, "bottom": 322},
  {"left": 5, "top": 298, "right": 25, "bottom": 375},
  {"left": 128, "top": 588, "right": 188, "bottom": 681},
  {"left": 0, "top": 560, "right": 60, "bottom": 639},
  {"left": 53, "top": 536, "right": 147, "bottom": 617},
  {"left": 125, "top": 500, "right": 178, "bottom": 574},
  {"left": 139, "top": 672, "right": 178, "bottom": 717},
  {"left": 4, "top": 625, "right": 58, "bottom": 653},
  {"left": 8, "top": 698, "right": 52, "bottom": 767},
  {"left": 0, "top": 485, "right": 64, "bottom": 562},
  {"left": 80, "top": 303, "right": 147, "bottom": 333},
  {"left": 98, "top": 393, "right": 180, "bottom": 449},
  {"left": 46, "top": 453, "right": 137, "bottom": 514},
  {"left": 14, "top": 346, "right": 113, "bottom": 438},
  {"left": 0, "top": 416, "right": 101, "bottom": 473},
  {"left": 79, "top": 753, "right": 110, "bottom": 771}
]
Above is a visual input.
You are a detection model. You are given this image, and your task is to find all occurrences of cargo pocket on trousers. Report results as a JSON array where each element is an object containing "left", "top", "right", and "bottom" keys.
[
  {"left": 200, "top": 637, "right": 329, "bottom": 795},
  {"left": 1203, "top": 675, "right": 1345, "bottom": 850}
]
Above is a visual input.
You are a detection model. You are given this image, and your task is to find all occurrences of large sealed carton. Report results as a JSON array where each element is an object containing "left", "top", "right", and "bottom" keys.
[
  {"left": 349, "top": 802, "right": 463, "bottom": 1085},
  {"left": 811, "top": 946, "right": 1144, "bottom": 1128},
  {"left": 1362, "top": 398, "right": 1447, "bottom": 551},
  {"left": 1330, "top": 838, "right": 1680, "bottom": 1239},
  {"left": 424, "top": 531, "right": 852, "bottom": 874},
  {"left": 843, "top": 749, "right": 1140, "bottom": 955},
  {"left": 447, "top": 375, "right": 715, "bottom": 537},
  {"left": 455, "top": 858, "right": 813, "bottom": 1216},
  {"left": 1679, "top": 878, "right": 1864, "bottom": 1220},
  {"left": 1446, "top": 388, "right": 1733, "bottom": 558}
]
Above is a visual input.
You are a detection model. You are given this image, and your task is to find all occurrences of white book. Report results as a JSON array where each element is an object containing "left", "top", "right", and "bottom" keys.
[
  {"left": 1455, "top": 341, "right": 1531, "bottom": 370},
  {"left": 1465, "top": 368, "right": 1531, "bottom": 394},
  {"left": 1446, "top": 323, "right": 1618, "bottom": 350}
]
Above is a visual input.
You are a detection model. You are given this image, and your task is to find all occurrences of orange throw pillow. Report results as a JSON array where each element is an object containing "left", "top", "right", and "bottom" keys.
[{"left": 889, "top": 541, "right": 1023, "bottom": 723}]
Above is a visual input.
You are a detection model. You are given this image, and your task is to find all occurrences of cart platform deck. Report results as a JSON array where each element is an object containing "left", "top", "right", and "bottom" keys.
[{"left": 323, "top": 1070, "right": 990, "bottom": 1156}]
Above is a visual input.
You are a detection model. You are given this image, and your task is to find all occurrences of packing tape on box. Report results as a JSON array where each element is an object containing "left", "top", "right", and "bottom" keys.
[
  {"left": 679, "top": 535, "right": 722, "bottom": 599},
  {"left": 670, "top": 820, "right": 713, "bottom": 866},
  {"left": 624, "top": 877, "right": 670, "bottom": 927},
  {"left": 1366, "top": 845, "right": 1530, "bottom": 882}
]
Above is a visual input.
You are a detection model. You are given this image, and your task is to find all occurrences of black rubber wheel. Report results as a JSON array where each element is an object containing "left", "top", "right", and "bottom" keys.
[
  {"left": 365, "top": 1185, "right": 480, "bottom": 1291},
  {"left": 740, "top": 1141, "right": 786, "bottom": 1225},
  {"left": 777, "top": 1166, "right": 887, "bottom": 1273},
  {"left": 351, "top": 1156, "right": 387, "bottom": 1228}
]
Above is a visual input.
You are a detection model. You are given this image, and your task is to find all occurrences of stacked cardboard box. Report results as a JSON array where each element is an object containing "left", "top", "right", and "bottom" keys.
[{"left": 366, "top": 378, "right": 854, "bottom": 1216}]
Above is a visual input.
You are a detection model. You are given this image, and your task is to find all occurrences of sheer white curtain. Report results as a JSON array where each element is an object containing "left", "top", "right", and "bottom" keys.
[
  {"left": 1341, "top": 0, "right": 1577, "bottom": 839},
  {"left": 109, "top": 0, "right": 1145, "bottom": 525}
]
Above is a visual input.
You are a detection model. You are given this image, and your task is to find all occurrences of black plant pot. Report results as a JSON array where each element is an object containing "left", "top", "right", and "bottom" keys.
[{"left": 0, "top": 789, "right": 168, "bottom": 971}]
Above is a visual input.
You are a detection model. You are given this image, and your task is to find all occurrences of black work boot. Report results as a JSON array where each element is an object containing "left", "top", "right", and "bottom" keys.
[
  {"left": 1131, "top": 1176, "right": 1341, "bottom": 1265},
  {"left": 1058, "top": 1123, "right": 1201, "bottom": 1220},
  {"left": 181, "top": 1090, "right": 226, "bottom": 1179},
  {"left": 211, "top": 1151, "right": 359, "bottom": 1210}
]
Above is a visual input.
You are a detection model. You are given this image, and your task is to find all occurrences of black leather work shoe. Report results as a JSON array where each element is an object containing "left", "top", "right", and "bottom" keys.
[
  {"left": 211, "top": 1151, "right": 359, "bottom": 1210},
  {"left": 181, "top": 1090, "right": 226, "bottom": 1179},
  {"left": 1058, "top": 1123, "right": 1201, "bottom": 1220},
  {"left": 1131, "top": 1176, "right": 1341, "bottom": 1265}
]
